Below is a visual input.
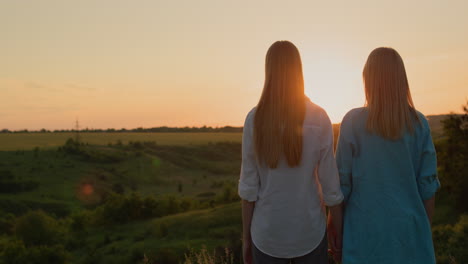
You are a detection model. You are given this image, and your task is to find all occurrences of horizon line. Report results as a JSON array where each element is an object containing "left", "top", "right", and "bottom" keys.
[{"left": 1, "top": 113, "right": 460, "bottom": 133}]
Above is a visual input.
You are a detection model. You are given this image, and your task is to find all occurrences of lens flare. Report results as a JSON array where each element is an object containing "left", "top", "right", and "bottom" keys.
[{"left": 81, "top": 183, "right": 94, "bottom": 196}]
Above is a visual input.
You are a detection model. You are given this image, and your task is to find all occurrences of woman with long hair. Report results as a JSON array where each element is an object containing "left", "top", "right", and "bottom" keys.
[
  {"left": 238, "top": 40, "right": 344, "bottom": 264},
  {"left": 329, "top": 47, "right": 440, "bottom": 263}
]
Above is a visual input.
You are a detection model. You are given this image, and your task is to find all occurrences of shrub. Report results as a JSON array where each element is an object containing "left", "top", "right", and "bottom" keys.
[
  {"left": 14, "top": 210, "right": 63, "bottom": 247},
  {"left": 1, "top": 240, "right": 68, "bottom": 264},
  {"left": 0, "top": 213, "right": 15, "bottom": 235},
  {"left": 27, "top": 244, "right": 69, "bottom": 264},
  {"left": 437, "top": 104, "right": 468, "bottom": 212},
  {"left": 433, "top": 214, "right": 468, "bottom": 263},
  {"left": 69, "top": 210, "right": 91, "bottom": 233},
  {"left": 1, "top": 239, "right": 29, "bottom": 264},
  {"left": 0, "top": 170, "right": 40, "bottom": 194}
]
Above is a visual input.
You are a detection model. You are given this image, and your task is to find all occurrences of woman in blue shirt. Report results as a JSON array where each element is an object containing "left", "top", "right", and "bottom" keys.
[{"left": 329, "top": 47, "right": 440, "bottom": 263}]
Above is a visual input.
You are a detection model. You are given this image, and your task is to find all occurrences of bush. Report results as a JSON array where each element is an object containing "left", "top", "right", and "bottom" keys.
[
  {"left": 437, "top": 104, "right": 468, "bottom": 212},
  {"left": 0, "top": 170, "right": 39, "bottom": 194},
  {"left": 93, "top": 193, "right": 187, "bottom": 225},
  {"left": 1, "top": 240, "right": 68, "bottom": 264},
  {"left": 14, "top": 211, "right": 63, "bottom": 247},
  {"left": 433, "top": 214, "right": 468, "bottom": 263},
  {"left": 1, "top": 239, "right": 29, "bottom": 264},
  {"left": 27, "top": 244, "right": 69, "bottom": 264},
  {"left": 69, "top": 210, "right": 91, "bottom": 233},
  {"left": 0, "top": 213, "right": 15, "bottom": 235}
]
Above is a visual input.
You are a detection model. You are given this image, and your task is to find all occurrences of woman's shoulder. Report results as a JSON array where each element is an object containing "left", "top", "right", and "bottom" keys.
[
  {"left": 304, "top": 99, "right": 330, "bottom": 123},
  {"left": 414, "top": 110, "right": 430, "bottom": 127},
  {"left": 412, "top": 110, "right": 431, "bottom": 137},
  {"left": 341, "top": 107, "right": 367, "bottom": 126},
  {"left": 243, "top": 107, "right": 257, "bottom": 128},
  {"left": 246, "top": 107, "right": 257, "bottom": 118}
]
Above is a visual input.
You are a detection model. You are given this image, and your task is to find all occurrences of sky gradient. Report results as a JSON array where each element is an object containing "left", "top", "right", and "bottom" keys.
[{"left": 1, "top": 0, "right": 467, "bottom": 130}]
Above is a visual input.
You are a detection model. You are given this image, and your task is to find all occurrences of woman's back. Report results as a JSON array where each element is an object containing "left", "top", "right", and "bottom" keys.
[
  {"left": 239, "top": 99, "right": 343, "bottom": 258},
  {"left": 336, "top": 107, "right": 440, "bottom": 264}
]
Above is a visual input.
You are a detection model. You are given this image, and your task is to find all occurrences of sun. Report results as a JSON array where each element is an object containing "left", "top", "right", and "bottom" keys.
[{"left": 302, "top": 56, "right": 365, "bottom": 123}]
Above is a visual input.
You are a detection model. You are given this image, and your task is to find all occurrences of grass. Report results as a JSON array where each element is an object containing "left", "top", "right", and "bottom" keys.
[
  {"left": 70, "top": 202, "right": 242, "bottom": 264},
  {"left": 0, "top": 132, "right": 242, "bottom": 151},
  {"left": 0, "top": 140, "right": 243, "bottom": 263},
  {"left": 0, "top": 142, "right": 240, "bottom": 217}
]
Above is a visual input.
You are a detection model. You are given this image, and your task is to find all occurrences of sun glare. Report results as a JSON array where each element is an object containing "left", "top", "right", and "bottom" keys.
[{"left": 302, "top": 55, "right": 365, "bottom": 123}]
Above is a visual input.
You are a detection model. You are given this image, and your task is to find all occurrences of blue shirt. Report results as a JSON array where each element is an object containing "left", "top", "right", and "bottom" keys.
[{"left": 336, "top": 107, "right": 440, "bottom": 264}]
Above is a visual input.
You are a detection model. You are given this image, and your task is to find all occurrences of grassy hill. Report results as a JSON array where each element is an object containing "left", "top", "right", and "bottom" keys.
[
  {"left": 0, "top": 141, "right": 241, "bottom": 217},
  {"left": 70, "top": 202, "right": 242, "bottom": 264}
]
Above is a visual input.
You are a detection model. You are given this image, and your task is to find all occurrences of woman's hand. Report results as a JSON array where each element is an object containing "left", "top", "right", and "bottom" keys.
[
  {"left": 327, "top": 206, "right": 343, "bottom": 263},
  {"left": 242, "top": 200, "right": 255, "bottom": 264},
  {"left": 327, "top": 219, "right": 342, "bottom": 262},
  {"left": 243, "top": 237, "right": 253, "bottom": 264}
]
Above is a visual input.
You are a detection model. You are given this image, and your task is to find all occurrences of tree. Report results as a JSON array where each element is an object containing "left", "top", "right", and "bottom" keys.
[{"left": 438, "top": 102, "right": 468, "bottom": 212}]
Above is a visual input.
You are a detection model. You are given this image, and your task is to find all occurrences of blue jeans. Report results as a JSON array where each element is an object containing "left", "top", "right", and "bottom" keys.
[{"left": 252, "top": 232, "right": 328, "bottom": 264}]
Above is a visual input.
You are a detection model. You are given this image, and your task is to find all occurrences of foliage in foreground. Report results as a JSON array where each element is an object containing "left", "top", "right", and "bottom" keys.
[
  {"left": 436, "top": 103, "right": 468, "bottom": 213},
  {"left": 433, "top": 214, "right": 468, "bottom": 264}
]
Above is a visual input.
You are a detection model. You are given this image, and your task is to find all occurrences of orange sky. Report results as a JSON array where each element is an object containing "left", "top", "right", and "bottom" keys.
[{"left": 1, "top": 1, "right": 467, "bottom": 130}]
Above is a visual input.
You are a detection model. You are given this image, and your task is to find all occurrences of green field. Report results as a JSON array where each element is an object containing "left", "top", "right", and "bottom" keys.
[
  {"left": 0, "top": 132, "right": 242, "bottom": 151},
  {"left": 0, "top": 114, "right": 448, "bottom": 152},
  {"left": 0, "top": 137, "right": 244, "bottom": 263}
]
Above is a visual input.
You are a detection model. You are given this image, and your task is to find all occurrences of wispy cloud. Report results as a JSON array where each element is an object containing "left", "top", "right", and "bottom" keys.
[
  {"left": 23, "top": 81, "right": 60, "bottom": 92},
  {"left": 406, "top": 53, "right": 450, "bottom": 64},
  {"left": 407, "top": 50, "right": 468, "bottom": 64},
  {"left": 22, "top": 81, "right": 97, "bottom": 94},
  {"left": 66, "top": 83, "right": 97, "bottom": 92}
]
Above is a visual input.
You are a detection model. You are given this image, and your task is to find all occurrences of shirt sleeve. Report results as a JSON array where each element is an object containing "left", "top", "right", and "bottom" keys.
[
  {"left": 317, "top": 111, "right": 344, "bottom": 206},
  {"left": 335, "top": 113, "right": 354, "bottom": 203},
  {"left": 417, "top": 122, "right": 440, "bottom": 200},
  {"left": 238, "top": 111, "right": 260, "bottom": 202}
]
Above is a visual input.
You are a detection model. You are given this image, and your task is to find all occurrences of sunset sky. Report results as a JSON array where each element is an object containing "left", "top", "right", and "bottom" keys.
[{"left": 1, "top": 0, "right": 467, "bottom": 130}]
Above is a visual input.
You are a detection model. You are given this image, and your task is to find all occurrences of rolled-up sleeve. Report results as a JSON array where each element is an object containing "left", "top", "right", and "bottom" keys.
[
  {"left": 238, "top": 111, "right": 259, "bottom": 202},
  {"left": 335, "top": 114, "right": 354, "bottom": 203},
  {"left": 317, "top": 111, "right": 344, "bottom": 206},
  {"left": 417, "top": 124, "right": 440, "bottom": 200}
]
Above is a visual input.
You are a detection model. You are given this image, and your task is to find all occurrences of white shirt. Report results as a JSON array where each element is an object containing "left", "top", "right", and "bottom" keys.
[{"left": 238, "top": 99, "right": 344, "bottom": 258}]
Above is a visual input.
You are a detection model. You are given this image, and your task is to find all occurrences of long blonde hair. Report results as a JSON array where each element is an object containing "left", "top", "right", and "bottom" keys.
[
  {"left": 363, "top": 47, "right": 419, "bottom": 140},
  {"left": 254, "top": 41, "right": 305, "bottom": 168}
]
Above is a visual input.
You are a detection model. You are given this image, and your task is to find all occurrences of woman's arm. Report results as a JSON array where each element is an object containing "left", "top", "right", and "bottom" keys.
[
  {"left": 328, "top": 203, "right": 343, "bottom": 240},
  {"left": 423, "top": 196, "right": 435, "bottom": 225},
  {"left": 327, "top": 203, "right": 343, "bottom": 262},
  {"left": 242, "top": 200, "right": 255, "bottom": 264}
]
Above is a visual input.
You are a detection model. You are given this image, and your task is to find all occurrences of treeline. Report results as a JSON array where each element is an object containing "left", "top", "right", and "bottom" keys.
[{"left": 0, "top": 126, "right": 243, "bottom": 133}]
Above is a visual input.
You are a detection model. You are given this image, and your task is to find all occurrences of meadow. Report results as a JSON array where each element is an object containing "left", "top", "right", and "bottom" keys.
[
  {"left": 0, "top": 132, "right": 242, "bottom": 151},
  {"left": 0, "top": 113, "right": 444, "bottom": 152},
  {"left": 0, "top": 113, "right": 466, "bottom": 264}
]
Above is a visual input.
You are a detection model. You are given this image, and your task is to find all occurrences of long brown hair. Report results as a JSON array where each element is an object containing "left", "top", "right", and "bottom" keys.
[
  {"left": 363, "top": 47, "right": 419, "bottom": 140},
  {"left": 254, "top": 41, "right": 306, "bottom": 168}
]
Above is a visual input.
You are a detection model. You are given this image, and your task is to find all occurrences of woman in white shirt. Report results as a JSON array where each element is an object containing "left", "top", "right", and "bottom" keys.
[{"left": 238, "top": 40, "right": 344, "bottom": 264}]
